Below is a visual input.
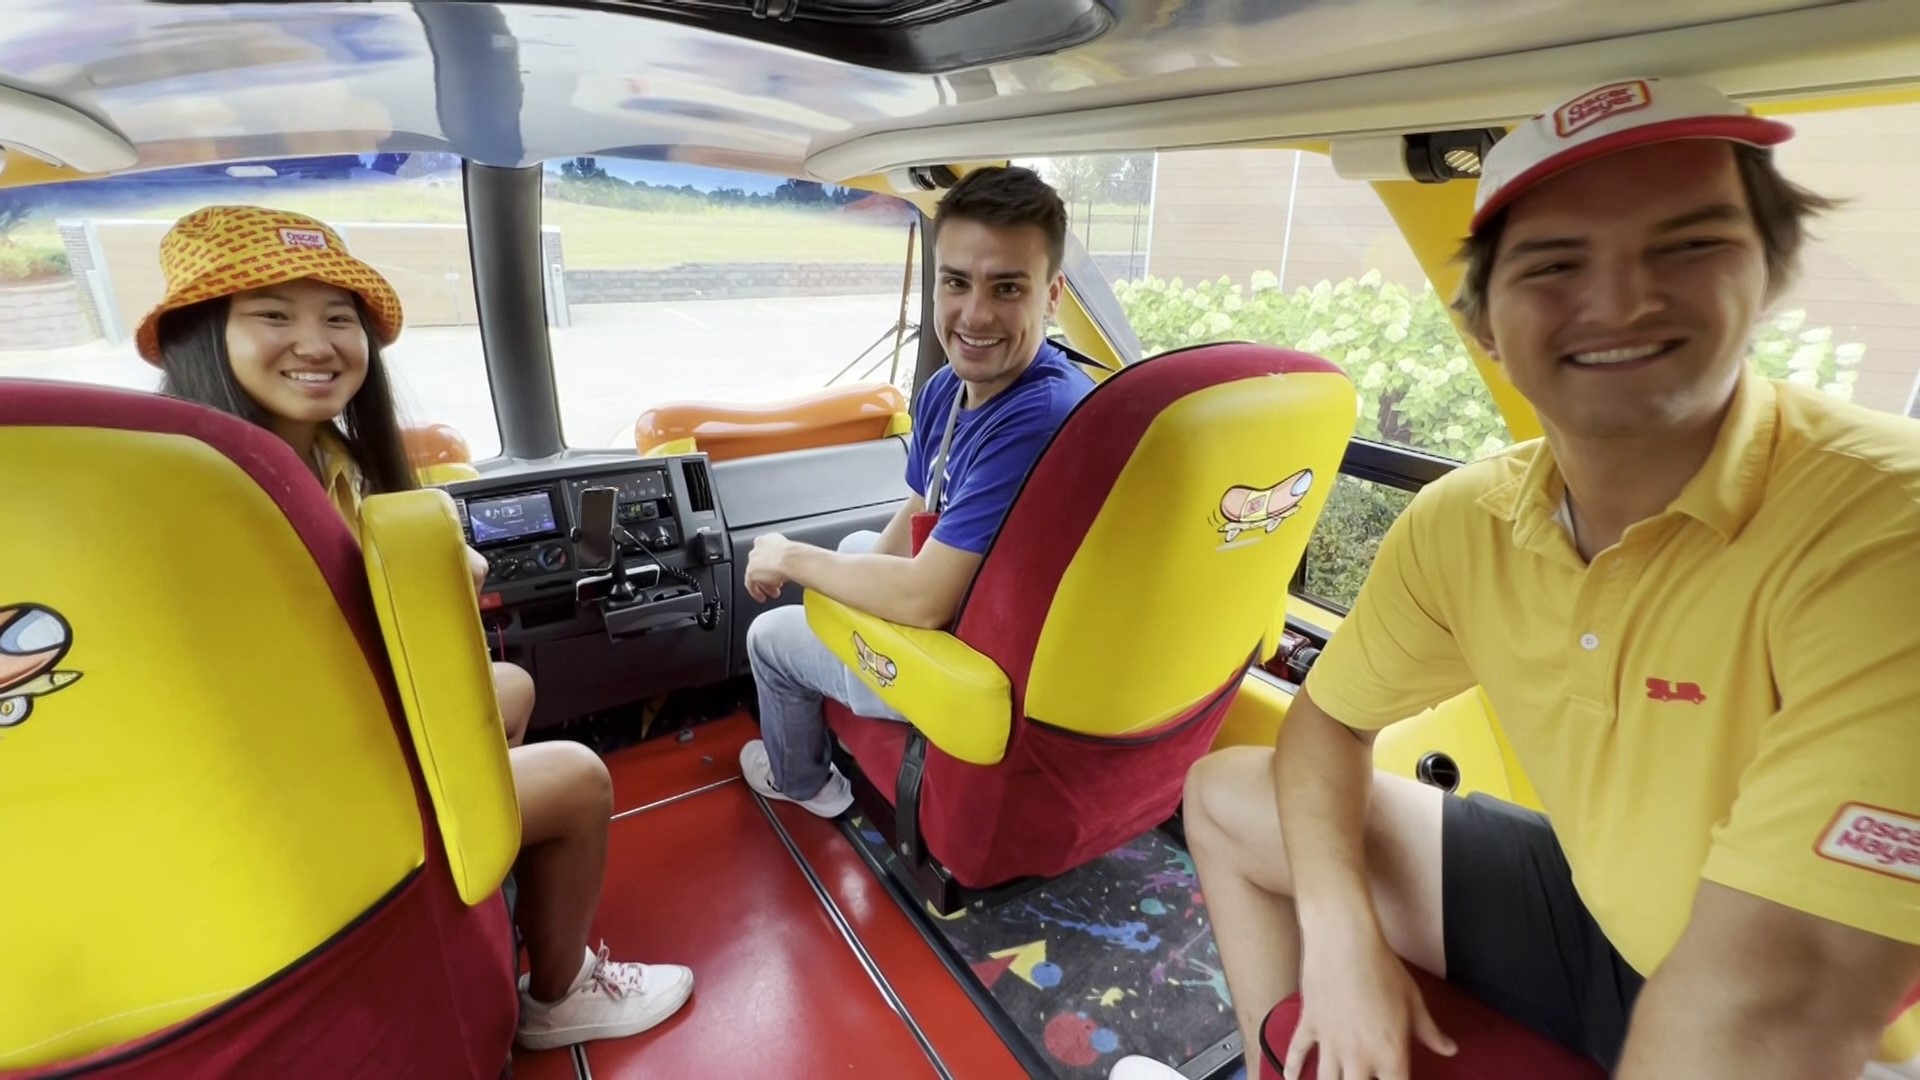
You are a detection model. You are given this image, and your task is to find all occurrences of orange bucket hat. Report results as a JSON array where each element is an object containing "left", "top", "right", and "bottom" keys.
[{"left": 133, "top": 205, "right": 404, "bottom": 365}]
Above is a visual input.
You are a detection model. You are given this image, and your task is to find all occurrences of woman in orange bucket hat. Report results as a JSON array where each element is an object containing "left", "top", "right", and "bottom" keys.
[
  {"left": 142, "top": 205, "right": 695, "bottom": 1051},
  {"left": 136, "top": 205, "right": 412, "bottom": 494}
]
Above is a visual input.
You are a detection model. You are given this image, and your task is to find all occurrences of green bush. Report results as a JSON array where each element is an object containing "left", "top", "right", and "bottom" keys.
[
  {"left": 0, "top": 245, "right": 68, "bottom": 284},
  {"left": 1112, "top": 269, "right": 1866, "bottom": 608}
]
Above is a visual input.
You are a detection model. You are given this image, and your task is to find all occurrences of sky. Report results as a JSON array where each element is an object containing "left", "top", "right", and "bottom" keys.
[{"left": 539, "top": 157, "right": 785, "bottom": 194}]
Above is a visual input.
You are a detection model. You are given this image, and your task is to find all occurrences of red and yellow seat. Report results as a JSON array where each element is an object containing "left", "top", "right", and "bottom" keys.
[
  {"left": 805, "top": 342, "right": 1355, "bottom": 905},
  {"left": 1256, "top": 959, "right": 1606, "bottom": 1080},
  {"left": 0, "top": 382, "right": 520, "bottom": 1077}
]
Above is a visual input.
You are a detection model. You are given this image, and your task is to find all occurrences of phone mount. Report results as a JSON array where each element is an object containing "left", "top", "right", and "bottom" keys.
[{"left": 570, "top": 493, "right": 720, "bottom": 637}]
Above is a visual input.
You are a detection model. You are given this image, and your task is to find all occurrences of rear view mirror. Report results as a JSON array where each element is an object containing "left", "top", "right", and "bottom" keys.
[{"left": 575, "top": 486, "right": 617, "bottom": 572}]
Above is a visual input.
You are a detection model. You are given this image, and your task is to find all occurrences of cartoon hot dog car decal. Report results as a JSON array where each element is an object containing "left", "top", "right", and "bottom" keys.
[
  {"left": 1217, "top": 468, "right": 1314, "bottom": 544},
  {"left": 1, "top": 604, "right": 81, "bottom": 728},
  {"left": 852, "top": 631, "right": 898, "bottom": 689}
]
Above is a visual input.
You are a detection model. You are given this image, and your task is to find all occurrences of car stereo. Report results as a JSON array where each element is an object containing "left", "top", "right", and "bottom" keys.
[{"left": 460, "top": 489, "right": 561, "bottom": 547}]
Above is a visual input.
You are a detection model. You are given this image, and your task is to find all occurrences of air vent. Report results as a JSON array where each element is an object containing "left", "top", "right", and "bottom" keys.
[{"left": 684, "top": 459, "right": 715, "bottom": 514}]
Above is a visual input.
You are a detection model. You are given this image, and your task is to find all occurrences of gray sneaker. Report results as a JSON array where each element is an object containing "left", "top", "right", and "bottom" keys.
[{"left": 739, "top": 739, "right": 855, "bottom": 818}]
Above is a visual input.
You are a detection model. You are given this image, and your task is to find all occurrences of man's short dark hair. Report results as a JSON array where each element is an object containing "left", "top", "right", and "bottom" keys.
[
  {"left": 1451, "top": 144, "right": 1840, "bottom": 338},
  {"left": 932, "top": 165, "right": 1068, "bottom": 274}
]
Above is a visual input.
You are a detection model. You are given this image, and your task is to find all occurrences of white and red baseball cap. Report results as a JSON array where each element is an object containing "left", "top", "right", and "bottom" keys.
[{"left": 1471, "top": 76, "right": 1794, "bottom": 233}]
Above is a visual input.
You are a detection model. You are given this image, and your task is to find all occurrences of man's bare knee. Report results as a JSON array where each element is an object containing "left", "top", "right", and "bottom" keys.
[
  {"left": 1184, "top": 748, "right": 1445, "bottom": 968},
  {"left": 1185, "top": 746, "right": 1295, "bottom": 898}
]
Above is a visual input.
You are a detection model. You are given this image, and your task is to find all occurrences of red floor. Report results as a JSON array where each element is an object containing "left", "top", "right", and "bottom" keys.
[
  {"left": 512, "top": 714, "right": 1013, "bottom": 1078},
  {"left": 600, "top": 713, "right": 757, "bottom": 815},
  {"left": 771, "top": 802, "right": 1029, "bottom": 1078}
]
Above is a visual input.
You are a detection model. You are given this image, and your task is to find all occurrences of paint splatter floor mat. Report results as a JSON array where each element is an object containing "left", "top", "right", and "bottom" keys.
[{"left": 848, "top": 818, "right": 1244, "bottom": 1080}]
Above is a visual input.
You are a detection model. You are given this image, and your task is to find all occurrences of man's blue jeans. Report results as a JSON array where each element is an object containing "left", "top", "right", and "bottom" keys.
[{"left": 746, "top": 530, "right": 906, "bottom": 800}]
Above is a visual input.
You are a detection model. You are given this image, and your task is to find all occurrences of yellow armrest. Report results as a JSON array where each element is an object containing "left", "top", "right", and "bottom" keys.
[
  {"left": 802, "top": 590, "right": 1013, "bottom": 765},
  {"left": 359, "top": 490, "right": 521, "bottom": 905}
]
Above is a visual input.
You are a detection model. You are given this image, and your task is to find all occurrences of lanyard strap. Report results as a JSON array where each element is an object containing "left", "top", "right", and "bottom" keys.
[{"left": 923, "top": 386, "right": 966, "bottom": 510}]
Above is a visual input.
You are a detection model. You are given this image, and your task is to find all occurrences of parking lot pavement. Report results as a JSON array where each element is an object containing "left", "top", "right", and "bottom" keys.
[{"left": 2, "top": 293, "right": 915, "bottom": 456}]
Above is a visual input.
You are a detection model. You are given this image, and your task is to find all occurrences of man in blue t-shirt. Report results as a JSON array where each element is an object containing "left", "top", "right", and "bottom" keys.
[{"left": 736, "top": 165, "right": 1094, "bottom": 817}]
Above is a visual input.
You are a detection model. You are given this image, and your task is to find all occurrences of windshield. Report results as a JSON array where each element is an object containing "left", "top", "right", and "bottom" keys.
[
  {"left": 0, "top": 152, "right": 500, "bottom": 458},
  {"left": 538, "top": 158, "right": 922, "bottom": 449}
]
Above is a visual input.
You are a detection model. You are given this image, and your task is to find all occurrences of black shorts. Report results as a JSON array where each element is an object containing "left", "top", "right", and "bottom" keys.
[{"left": 1441, "top": 792, "right": 1646, "bottom": 1070}]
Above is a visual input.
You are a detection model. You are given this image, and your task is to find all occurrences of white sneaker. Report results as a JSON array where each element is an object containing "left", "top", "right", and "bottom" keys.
[
  {"left": 515, "top": 942, "right": 694, "bottom": 1050},
  {"left": 739, "top": 739, "right": 855, "bottom": 817},
  {"left": 1109, "top": 1056, "right": 1189, "bottom": 1080}
]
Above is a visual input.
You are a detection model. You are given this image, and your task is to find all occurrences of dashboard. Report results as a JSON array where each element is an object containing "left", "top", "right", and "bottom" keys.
[
  {"left": 437, "top": 438, "right": 910, "bottom": 732},
  {"left": 454, "top": 464, "right": 693, "bottom": 587}
]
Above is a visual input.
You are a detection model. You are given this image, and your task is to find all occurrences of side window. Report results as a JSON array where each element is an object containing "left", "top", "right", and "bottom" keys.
[
  {"left": 1021, "top": 148, "right": 1503, "bottom": 609},
  {"left": 539, "top": 159, "right": 922, "bottom": 449},
  {"left": 0, "top": 153, "right": 501, "bottom": 458},
  {"left": 1030, "top": 130, "right": 1906, "bottom": 611},
  {"left": 1765, "top": 101, "right": 1920, "bottom": 420},
  {"left": 1302, "top": 477, "right": 1413, "bottom": 611}
]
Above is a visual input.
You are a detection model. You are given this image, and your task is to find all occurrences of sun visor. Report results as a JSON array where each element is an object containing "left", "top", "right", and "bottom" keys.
[{"left": 0, "top": 82, "right": 137, "bottom": 177}]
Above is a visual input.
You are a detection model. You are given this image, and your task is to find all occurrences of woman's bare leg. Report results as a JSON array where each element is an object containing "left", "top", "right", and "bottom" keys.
[
  {"left": 506, "top": 741, "right": 695, "bottom": 1051},
  {"left": 493, "top": 661, "right": 534, "bottom": 747},
  {"left": 511, "top": 741, "right": 612, "bottom": 1000}
]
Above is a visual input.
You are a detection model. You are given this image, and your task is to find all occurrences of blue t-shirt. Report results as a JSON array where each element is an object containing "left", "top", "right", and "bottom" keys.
[{"left": 904, "top": 341, "right": 1093, "bottom": 554}]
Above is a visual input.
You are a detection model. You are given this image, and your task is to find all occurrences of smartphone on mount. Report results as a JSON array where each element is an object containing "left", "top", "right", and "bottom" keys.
[{"left": 575, "top": 486, "right": 618, "bottom": 573}]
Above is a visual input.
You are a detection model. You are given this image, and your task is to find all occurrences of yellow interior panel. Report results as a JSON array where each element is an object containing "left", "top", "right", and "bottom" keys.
[
  {"left": 638, "top": 436, "right": 699, "bottom": 458},
  {"left": 417, "top": 462, "right": 481, "bottom": 486},
  {"left": 1754, "top": 86, "right": 1920, "bottom": 116},
  {"left": 1209, "top": 674, "right": 1539, "bottom": 816},
  {"left": 0, "top": 428, "right": 423, "bottom": 1071},
  {"left": 359, "top": 491, "right": 521, "bottom": 905},
  {"left": 1212, "top": 671, "right": 1295, "bottom": 750},
  {"left": 1053, "top": 291, "right": 1124, "bottom": 374},
  {"left": 1367, "top": 173, "right": 1543, "bottom": 445},
  {"left": 1285, "top": 594, "right": 1345, "bottom": 633},
  {"left": 803, "top": 590, "right": 1013, "bottom": 765},
  {"left": 1029, "top": 370, "right": 1355, "bottom": 734},
  {"left": 1370, "top": 686, "right": 1517, "bottom": 804},
  {"left": 0, "top": 149, "right": 97, "bottom": 190}
]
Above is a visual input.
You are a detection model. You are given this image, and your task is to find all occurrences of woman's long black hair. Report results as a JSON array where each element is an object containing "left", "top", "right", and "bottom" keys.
[{"left": 155, "top": 293, "right": 418, "bottom": 496}]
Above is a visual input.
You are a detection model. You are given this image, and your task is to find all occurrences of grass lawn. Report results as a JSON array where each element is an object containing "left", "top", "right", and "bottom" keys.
[
  {"left": 8, "top": 182, "right": 916, "bottom": 270},
  {"left": 9, "top": 179, "right": 1149, "bottom": 271}
]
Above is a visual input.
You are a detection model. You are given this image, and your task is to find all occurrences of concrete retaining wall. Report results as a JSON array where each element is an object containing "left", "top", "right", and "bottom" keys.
[
  {"left": 0, "top": 280, "right": 96, "bottom": 351},
  {"left": 558, "top": 252, "right": 1144, "bottom": 306}
]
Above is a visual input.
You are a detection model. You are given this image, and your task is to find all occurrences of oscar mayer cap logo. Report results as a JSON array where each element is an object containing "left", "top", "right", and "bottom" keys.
[
  {"left": 279, "top": 227, "right": 329, "bottom": 250},
  {"left": 1555, "top": 80, "right": 1653, "bottom": 138}
]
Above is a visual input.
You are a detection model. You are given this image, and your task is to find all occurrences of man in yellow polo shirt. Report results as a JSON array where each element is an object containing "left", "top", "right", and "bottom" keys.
[{"left": 1113, "top": 77, "right": 1919, "bottom": 1080}]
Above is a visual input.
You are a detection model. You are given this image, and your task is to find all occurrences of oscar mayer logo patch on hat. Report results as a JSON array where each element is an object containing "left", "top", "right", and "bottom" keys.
[
  {"left": 279, "top": 227, "right": 329, "bottom": 250},
  {"left": 1554, "top": 79, "right": 1653, "bottom": 138}
]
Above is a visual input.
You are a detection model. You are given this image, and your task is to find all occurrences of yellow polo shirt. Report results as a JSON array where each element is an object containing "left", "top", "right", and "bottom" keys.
[
  {"left": 312, "top": 427, "right": 366, "bottom": 527},
  {"left": 1305, "top": 371, "right": 1920, "bottom": 1065}
]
